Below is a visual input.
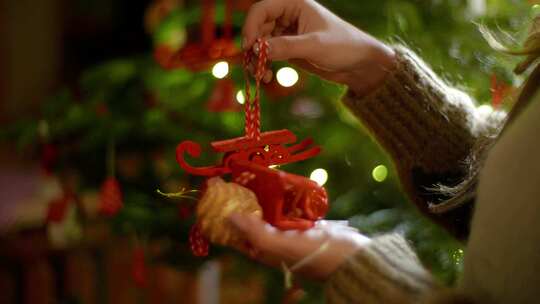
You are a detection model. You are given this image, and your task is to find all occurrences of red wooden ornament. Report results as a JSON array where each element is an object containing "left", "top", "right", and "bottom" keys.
[
  {"left": 176, "top": 39, "right": 327, "bottom": 256},
  {"left": 132, "top": 246, "right": 148, "bottom": 288},
  {"left": 98, "top": 177, "right": 123, "bottom": 216},
  {"left": 176, "top": 40, "right": 321, "bottom": 177},
  {"left": 154, "top": 0, "right": 240, "bottom": 71},
  {"left": 189, "top": 223, "right": 210, "bottom": 257},
  {"left": 176, "top": 130, "right": 321, "bottom": 177},
  {"left": 231, "top": 161, "right": 328, "bottom": 230}
]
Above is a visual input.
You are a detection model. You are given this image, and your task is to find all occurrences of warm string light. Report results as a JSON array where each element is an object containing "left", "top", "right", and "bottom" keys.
[
  {"left": 212, "top": 61, "right": 229, "bottom": 79},
  {"left": 276, "top": 67, "right": 299, "bottom": 87},
  {"left": 236, "top": 90, "right": 245, "bottom": 104},
  {"left": 372, "top": 165, "right": 388, "bottom": 182},
  {"left": 310, "top": 168, "right": 328, "bottom": 186}
]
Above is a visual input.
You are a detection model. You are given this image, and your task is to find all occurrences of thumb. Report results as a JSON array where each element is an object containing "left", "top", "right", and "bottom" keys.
[
  {"left": 267, "top": 33, "right": 320, "bottom": 61},
  {"left": 229, "top": 213, "right": 254, "bottom": 233}
]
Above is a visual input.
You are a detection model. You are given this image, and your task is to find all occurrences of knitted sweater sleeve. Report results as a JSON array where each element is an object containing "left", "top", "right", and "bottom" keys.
[
  {"left": 342, "top": 45, "right": 491, "bottom": 239},
  {"left": 325, "top": 234, "right": 474, "bottom": 304}
]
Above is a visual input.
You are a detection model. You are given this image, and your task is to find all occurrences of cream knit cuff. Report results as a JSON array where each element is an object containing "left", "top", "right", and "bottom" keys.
[{"left": 325, "top": 234, "right": 438, "bottom": 304}]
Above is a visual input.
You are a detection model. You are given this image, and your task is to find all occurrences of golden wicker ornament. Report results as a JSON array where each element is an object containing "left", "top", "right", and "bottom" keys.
[{"left": 197, "top": 177, "right": 262, "bottom": 247}]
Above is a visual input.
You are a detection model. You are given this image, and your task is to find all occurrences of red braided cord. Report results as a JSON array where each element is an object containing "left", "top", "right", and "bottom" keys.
[
  {"left": 243, "top": 39, "right": 268, "bottom": 140},
  {"left": 243, "top": 50, "right": 252, "bottom": 136}
]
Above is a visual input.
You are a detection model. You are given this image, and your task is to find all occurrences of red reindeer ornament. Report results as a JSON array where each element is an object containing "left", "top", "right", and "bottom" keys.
[{"left": 175, "top": 39, "right": 329, "bottom": 256}]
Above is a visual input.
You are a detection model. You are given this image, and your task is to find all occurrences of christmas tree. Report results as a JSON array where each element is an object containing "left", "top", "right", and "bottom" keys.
[{"left": 1, "top": 0, "right": 531, "bottom": 303}]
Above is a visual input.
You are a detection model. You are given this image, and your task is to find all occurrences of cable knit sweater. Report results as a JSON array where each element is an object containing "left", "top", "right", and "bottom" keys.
[{"left": 325, "top": 46, "right": 540, "bottom": 303}]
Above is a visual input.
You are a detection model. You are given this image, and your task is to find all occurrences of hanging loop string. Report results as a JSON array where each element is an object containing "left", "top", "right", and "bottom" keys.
[{"left": 243, "top": 38, "right": 268, "bottom": 141}]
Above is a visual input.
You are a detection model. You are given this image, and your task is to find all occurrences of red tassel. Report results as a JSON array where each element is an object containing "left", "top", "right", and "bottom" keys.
[
  {"left": 46, "top": 192, "right": 73, "bottom": 223},
  {"left": 98, "top": 177, "right": 123, "bottom": 216},
  {"left": 132, "top": 247, "right": 148, "bottom": 288},
  {"left": 189, "top": 223, "right": 209, "bottom": 257}
]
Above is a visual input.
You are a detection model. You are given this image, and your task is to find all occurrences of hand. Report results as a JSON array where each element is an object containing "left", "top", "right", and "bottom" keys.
[
  {"left": 242, "top": 0, "right": 396, "bottom": 96},
  {"left": 229, "top": 214, "right": 371, "bottom": 280}
]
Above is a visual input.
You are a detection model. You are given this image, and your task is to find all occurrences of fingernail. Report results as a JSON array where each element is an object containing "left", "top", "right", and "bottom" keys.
[{"left": 253, "top": 44, "right": 259, "bottom": 55}]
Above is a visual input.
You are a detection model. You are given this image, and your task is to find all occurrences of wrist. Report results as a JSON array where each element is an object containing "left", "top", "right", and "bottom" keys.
[{"left": 344, "top": 43, "right": 396, "bottom": 97}]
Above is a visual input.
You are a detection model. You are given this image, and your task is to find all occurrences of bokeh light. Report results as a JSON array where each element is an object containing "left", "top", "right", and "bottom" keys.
[
  {"left": 477, "top": 104, "right": 493, "bottom": 116},
  {"left": 372, "top": 165, "right": 388, "bottom": 182},
  {"left": 310, "top": 168, "right": 328, "bottom": 186},
  {"left": 212, "top": 61, "right": 229, "bottom": 79},
  {"left": 236, "top": 90, "right": 245, "bottom": 104},
  {"left": 276, "top": 67, "right": 299, "bottom": 87}
]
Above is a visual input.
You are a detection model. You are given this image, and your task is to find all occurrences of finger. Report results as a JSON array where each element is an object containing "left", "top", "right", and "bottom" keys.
[
  {"left": 260, "top": 21, "right": 276, "bottom": 37},
  {"left": 289, "top": 59, "right": 349, "bottom": 83},
  {"left": 272, "top": 25, "right": 285, "bottom": 37},
  {"left": 230, "top": 214, "right": 304, "bottom": 268},
  {"left": 243, "top": 0, "right": 287, "bottom": 49},
  {"left": 230, "top": 213, "right": 295, "bottom": 254},
  {"left": 263, "top": 70, "right": 273, "bottom": 83},
  {"left": 244, "top": 22, "right": 276, "bottom": 49},
  {"left": 267, "top": 33, "right": 320, "bottom": 61},
  {"left": 229, "top": 213, "right": 272, "bottom": 248}
]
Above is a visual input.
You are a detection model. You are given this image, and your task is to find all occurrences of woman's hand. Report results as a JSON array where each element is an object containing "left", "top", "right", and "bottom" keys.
[
  {"left": 229, "top": 214, "right": 371, "bottom": 280},
  {"left": 243, "top": 0, "right": 395, "bottom": 96}
]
